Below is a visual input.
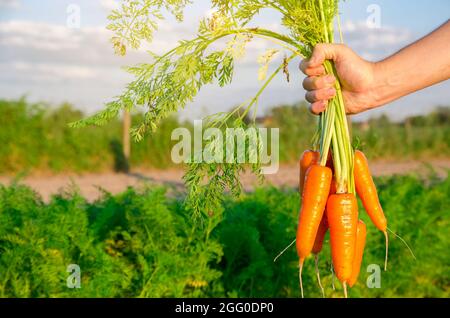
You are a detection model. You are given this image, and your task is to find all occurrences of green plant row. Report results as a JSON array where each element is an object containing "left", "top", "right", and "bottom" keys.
[
  {"left": 0, "top": 98, "right": 449, "bottom": 174},
  {"left": 0, "top": 173, "right": 448, "bottom": 297}
]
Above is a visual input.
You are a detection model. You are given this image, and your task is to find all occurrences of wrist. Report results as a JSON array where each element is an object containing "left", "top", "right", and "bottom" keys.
[
  {"left": 367, "top": 61, "right": 385, "bottom": 110},
  {"left": 368, "top": 60, "right": 400, "bottom": 110}
]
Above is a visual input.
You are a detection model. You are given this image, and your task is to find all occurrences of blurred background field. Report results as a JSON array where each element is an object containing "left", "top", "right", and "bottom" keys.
[{"left": 1, "top": 98, "right": 449, "bottom": 175}]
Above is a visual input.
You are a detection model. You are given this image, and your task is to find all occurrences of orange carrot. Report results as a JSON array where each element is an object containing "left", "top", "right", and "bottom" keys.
[
  {"left": 326, "top": 151, "right": 334, "bottom": 171},
  {"left": 354, "top": 150, "right": 387, "bottom": 231},
  {"left": 297, "top": 165, "right": 332, "bottom": 260},
  {"left": 348, "top": 220, "right": 367, "bottom": 287},
  {"left": 312, "top": 167, "right": 335, "bottom": 256},
  {"left": 329, "top": 178, "right": 337, "bottom": 196},
  {"left": 312, "top": 178, "right": 335, "bottom": 256},
  {"left": 299, "top": 150, "right": 320, "bottom": 194},
  {"left": 326, "top": 193, "right": 358, "bottom": 298},
  {"left": 354, "top": 150, "right": 388, "bottom": 270},
  {"left": 311, "top": 168, "right": 335, "bottom": 256},
  {"left": 312, "top": 213, "right": 329, "bottom": 298},
  {"left": 312, "top": 214, "right": 328, "bottom": 255},
  {"left": 296, "top": 164, "right": 332, "bottom": 297}
]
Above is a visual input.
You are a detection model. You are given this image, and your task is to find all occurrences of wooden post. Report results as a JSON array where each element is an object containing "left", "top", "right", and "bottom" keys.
[{"left": 123, "top": 109, "right": 131, "bottom": 168}]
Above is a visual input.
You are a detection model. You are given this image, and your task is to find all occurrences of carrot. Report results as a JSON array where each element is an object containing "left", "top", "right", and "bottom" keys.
[
  {"left": 354, "top": 151, "right": 387, "bottom": 231},
  {"left": 312, "top": 214, "right": 328, "bottom": 298},
  {"left": 354, "top": 150, "right": 388, "bottom": 270},
  {"left": 326, "top": 151, "right": 334, "bottom": 171},
  {"left": 312, "top": 172, "right": 336, "bottom": 256},
  {"left": 310, "top": 176, "right": 336, "bottom": 297},
  {"left": 326, "top": 193, "right": 358, "bottom": 298},
  {"left": 297, "top": 165, "right": 332, "bottom": 260},
  {"left": 329, "top": 178, "right": 337, "bottom": 196},
  {"left": 311, "top": 178, "right": 335, "bottom": 257},
  {"left": 312, "top": 214, "right": 328, "bottom": 255},
  {"left": 348, "top": 220, "right": 367, "bottom": 288},
  {"left": 299, "top": 150, "right": 320, "bottom": 194},
  {"left": 296, "top": 164, "right": 332, "bottom": 298}
]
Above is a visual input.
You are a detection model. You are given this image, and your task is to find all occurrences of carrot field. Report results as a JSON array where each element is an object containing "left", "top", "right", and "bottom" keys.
[{"left": 0, "top": 173, "right": 447, "bottom": 298}]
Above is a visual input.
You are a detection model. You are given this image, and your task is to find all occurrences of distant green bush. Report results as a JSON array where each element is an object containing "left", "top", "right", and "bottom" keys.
[
  {"left": 0, "top": 98, "right": 448, "bottom": 174},
  {"left": 0, "top": 98, "right": 189, "bottom": 173},
  {"left": 352, "top": 109, "right": 450, "bottom": 159},
  {"left": 0, "top": 174, "right": 448, "bottom": 298},
  {"left": 263, "top": 105, "right": 450, "bottom": 162}
]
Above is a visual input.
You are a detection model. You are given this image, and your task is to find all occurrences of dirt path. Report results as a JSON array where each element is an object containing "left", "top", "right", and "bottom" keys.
[{"left": 1, "top": 160, "right": 448, "bottom": 202}]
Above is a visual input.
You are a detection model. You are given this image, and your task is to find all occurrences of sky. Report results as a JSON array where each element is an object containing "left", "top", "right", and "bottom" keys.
[{"left": 0, "top": 0, "right": 449, "bottom": 122}]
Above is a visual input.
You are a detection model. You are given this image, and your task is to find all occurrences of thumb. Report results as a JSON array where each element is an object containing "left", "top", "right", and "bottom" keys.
[{"left": 308, "top": 43, "right": 346, "bottom": 68}]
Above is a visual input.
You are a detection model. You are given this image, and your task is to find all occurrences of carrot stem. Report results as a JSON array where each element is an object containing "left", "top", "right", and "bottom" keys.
[
  {"left": 319, "top": 104, "right": 335, "bottom": 166},
  {"left": 332, "top": 121, "right": 343, "bottom": 192}
]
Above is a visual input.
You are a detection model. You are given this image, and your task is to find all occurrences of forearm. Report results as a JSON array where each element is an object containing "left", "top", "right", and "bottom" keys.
[{"left": 369, "top": 20, "right": 450, "bottom": 109}]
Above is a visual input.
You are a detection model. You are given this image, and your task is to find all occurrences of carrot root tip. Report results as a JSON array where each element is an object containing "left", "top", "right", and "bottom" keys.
[
  {"left": 387, "top": 227, "right": 417, "bottom": 260},
  {"left": 299, "top": 259, "right": 304, "bottom": 299},
  {"left": 343, "top": 282, "right": 348, "bottom": 299},
  {"left": 331, "top": 263, "right": 336, "bottom": 291},
  {"left": 384, "top": 231, "right": 389, "bottom": 271},
  {"left": 273, "top": 238, "right": 296, "bottom": 263},
  {"left": 314, "top": 255, "right": 325, "bottom": 298}
]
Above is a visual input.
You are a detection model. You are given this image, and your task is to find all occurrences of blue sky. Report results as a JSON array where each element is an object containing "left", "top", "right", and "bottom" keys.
[
  {"left": 341, "top": 0, "right": 450, "bottom": 34},
  {"left": 0, "top": 0, "right": 449, "bottom": 122},
  {"left": 3, "top": 0, "right": 449, "bottom": 32}
]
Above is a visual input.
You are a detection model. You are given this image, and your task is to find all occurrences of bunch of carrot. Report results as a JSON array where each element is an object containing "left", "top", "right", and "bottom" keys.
[
  {"left": 296, "top": 149, "right": 388, "bottom": 298},
  {"left": 282, "top": 0, "right": 393, "bottom": 299}
]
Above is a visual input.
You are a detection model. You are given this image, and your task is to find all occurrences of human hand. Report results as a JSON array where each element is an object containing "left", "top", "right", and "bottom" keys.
[{"left": 300, "top": 44, "right": 377, "bottom": 115}]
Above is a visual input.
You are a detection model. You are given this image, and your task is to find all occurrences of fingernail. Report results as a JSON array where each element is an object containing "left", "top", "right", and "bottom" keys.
[
  {"left": 317, "top": 102, "right": 327, "bottom": 114},
  {"left": 319, "top": 101, "right": 327, "bottom": 111},
  {"left": 328, "top": 88, "right": 336, "bottom": 96}
]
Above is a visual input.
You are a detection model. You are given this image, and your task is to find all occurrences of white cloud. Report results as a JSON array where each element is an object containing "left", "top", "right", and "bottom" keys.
[
  {"left": 10, "top": 61, "right": 97, "bottom": 81},
  {"left": 0, "top": 0, "right": 20, "bottom": 9},
  {"left": 340, "top": 20, "right": 413, "bottom": 61},
  {"left": 0, "top": 21, "right": 138, "bottom": 67},
  {"left": 99, "top": 0, "right": 119, "bottom": 12},
  {"left": 0, "top": 21, "right": 82, "bottom": 51},
  {"left": 0, "top": 19, "right": 193, "bottom": 110}
]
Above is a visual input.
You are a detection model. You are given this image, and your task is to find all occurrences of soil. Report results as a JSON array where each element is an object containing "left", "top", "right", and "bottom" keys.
[{"left": 1, "top": 160, "right": 448, "bottom": 202}]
